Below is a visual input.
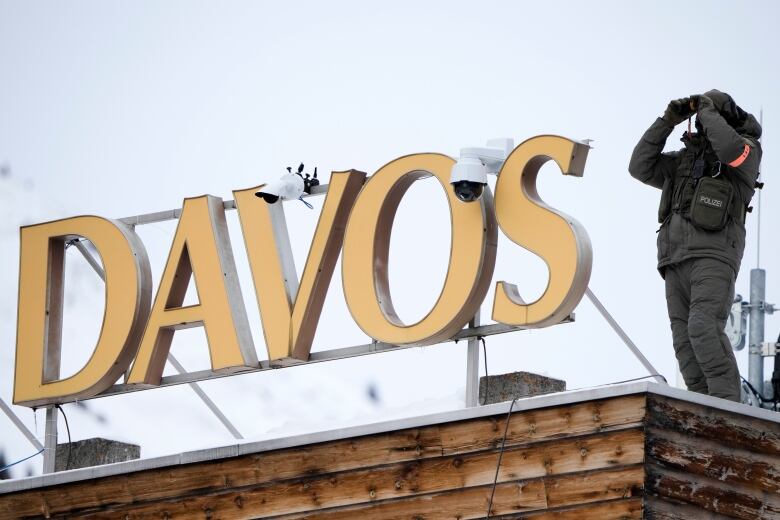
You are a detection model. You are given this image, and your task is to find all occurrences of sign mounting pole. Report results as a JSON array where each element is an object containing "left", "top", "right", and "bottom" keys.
[
  {"left": 465, "top": 310, "right": 481, "bottom": 407},
  {"left": 42, "top": 406, "right": 58, "bottom": 474}
]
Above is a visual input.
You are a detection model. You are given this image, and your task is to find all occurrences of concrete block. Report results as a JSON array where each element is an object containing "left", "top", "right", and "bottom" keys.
[
  {"left": 55, "top": 438, "right": 140, "bottom": 472},
  {"left": 479, "top": 371, "right": 566, "bottom": 405}
]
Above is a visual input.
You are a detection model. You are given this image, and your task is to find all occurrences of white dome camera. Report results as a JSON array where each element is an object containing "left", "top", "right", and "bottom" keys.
[{"left": 450, "top": 138, "right": 514, "bottom": 202}]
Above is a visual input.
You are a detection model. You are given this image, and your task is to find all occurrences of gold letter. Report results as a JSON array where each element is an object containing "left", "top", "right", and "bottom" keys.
[
  {"left": 127, "top": 195, "right": 257, "bottom": 384},
  {"left": 492, "top": 136, "right": 592, "bottom": 327},
  {"left": 234, "top": 170, "right": 366, "bottom": 361},
  {"left": 342, "top": 154, "right": 497, "bottom": 345},
  {"left": 14, "top": 217, "right": 151, "bottom": 406}
]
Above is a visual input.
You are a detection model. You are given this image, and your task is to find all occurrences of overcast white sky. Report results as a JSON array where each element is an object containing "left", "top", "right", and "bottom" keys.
[{"left": 1, "top": 0, "right": 779, "bottom": 478}]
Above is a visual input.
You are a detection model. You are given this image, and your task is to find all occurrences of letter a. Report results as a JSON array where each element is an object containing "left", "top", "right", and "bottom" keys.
[{"left": 127, "top": 195, "right": 257, "bottom": 385}]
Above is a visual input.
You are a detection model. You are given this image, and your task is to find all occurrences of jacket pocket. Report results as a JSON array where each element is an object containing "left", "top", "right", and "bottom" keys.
[{"left": 690, "top": 177, "right": 733, "bottom": 231}]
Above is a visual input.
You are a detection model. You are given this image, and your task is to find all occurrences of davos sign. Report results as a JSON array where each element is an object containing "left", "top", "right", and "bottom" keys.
[{"left": 13, "top": 136, "right": 592, "bottom": 407}]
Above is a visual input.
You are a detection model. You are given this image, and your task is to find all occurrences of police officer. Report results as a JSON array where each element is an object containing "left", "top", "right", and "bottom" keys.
[{"left": 629, "top": 90, "right": 762, "bottom": 402}]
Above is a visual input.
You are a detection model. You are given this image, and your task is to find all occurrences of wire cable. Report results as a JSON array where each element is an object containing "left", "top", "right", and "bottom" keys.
[
  {"left": 741, "top": 377, "right": 764, "bottom": 403},
  {"left": 0, "top": 448, "right": 44, "bottom": 474},
  {"left": 483, "top": 373, "right": 667, "bottom": 517},
  {"left": 740, "top": 376, "right": 776, "bottom": 410},
  {"left": 561, "top": 374, "right": 668, "bottom": 394},
  {"left": 486, "top": 398, "right": 517, "bottom": 518},
  {"left": 55, "top": 404, "right": 72, "bottom": 471},
  {"left": 481, "top": 369, "right": 705, "bottom": 520},
  {"left": 596, "top": 374, "right": 668, "bottom": 386}
]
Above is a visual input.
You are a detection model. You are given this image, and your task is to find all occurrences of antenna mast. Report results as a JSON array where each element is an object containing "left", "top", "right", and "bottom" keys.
[{"left": 757, "top": 108, "right": 763, "bottom": 268}]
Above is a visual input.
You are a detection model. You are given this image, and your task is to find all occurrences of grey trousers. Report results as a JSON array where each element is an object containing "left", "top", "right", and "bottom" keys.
[{"left": 664, "top": 257, "right": 741, "bottom": 402}]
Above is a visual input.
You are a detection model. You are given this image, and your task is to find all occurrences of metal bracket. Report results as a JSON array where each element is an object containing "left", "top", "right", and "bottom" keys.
[
  {"left": 762, "top": 342, "right": 779, "bottom": 357},
  {"left": 745, "top": 301, "right": 776, "bottom": 315}
]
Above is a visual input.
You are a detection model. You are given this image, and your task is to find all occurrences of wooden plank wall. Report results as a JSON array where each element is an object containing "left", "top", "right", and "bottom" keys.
[
  {"left": 0, "top": 395, "right": 646, "bottom": 519},
  {"left": 645, "top": 395, "right": 780, "bottom": 520}
]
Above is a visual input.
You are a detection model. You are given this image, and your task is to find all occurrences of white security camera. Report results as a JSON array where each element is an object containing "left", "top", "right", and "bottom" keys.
[
  {"left": 255, "top": 171, "right": 304, "bottom": 204},
  {"left": 450, "top": 138, "right": 514, "bottom": 202},
  {"left": 255, "top": 163, "right": 319, "bottom": 204}
]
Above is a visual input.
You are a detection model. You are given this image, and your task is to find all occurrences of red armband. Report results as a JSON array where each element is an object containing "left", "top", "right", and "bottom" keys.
[{"left": 728, "top": 144, "right": 750, "bottom": 168}]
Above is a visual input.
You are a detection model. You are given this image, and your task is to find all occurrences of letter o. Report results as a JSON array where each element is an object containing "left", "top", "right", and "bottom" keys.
[{"left": 342, "top": 153, "right": 497, "bottom": 345}]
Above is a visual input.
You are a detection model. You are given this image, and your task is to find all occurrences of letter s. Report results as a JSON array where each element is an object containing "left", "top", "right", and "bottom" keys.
[{"left": 492, "top": 135, "right": 592, "bottom": 327}]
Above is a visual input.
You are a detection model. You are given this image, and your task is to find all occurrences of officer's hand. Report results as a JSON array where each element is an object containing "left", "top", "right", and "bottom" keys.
[
  {"left": 696, "top": 94, "right": 714, "bottom": 114},
  {"left": 663, "top": 98, "right": 695, "bottom": 126},
  {"left": 702, "top": 90, "right": 729, "bottom": 112}
]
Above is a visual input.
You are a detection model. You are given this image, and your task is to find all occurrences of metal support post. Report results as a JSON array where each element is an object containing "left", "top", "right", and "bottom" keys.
[
  {"left": 586, "top": 288, "right": 666, "bottom": 384},
  {"left": 167, "top": 355, "right": 244, "bottom": 439},
  {"left": 465, "top": 311, "right": 481, "bottom": 407},
  {"left": 0, "top": 397, "right": 44, "bottom": 451},
  {"left": 72, "top": 240, "right": 105, "bottom": 281},
  {"left": 42, "top": 406, "right": 58, "bottom": 474},
  {"left": 749, "top": 268, "right": 766, "bottom": 396}
]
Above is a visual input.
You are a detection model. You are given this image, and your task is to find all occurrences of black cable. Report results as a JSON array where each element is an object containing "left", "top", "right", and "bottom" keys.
[
  {"left": 565, "top": 374, "right": 668, "bottom": 393},
  {"left": 603, "top": 374, "right": 668, "bottom": 385},
  {"left": 741, "top": 376, "right": 767, "bottom": 405},
  {"left": 486, "top": 398, "right": 517, "bottom": 518},
  {"left": 482, "top": 372, "right": 672, "bottom": 517},
  {"left": 0, "top": 448, "right": 44, "bottom": 473},
  {"left": 480, "top": 337, "right": 489, "bottom": 405},
  {"left": 55, "top": 404, "right": 72, "bottom": 471}
]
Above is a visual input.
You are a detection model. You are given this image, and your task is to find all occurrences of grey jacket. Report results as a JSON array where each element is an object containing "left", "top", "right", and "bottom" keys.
[{"left": 628, "top": 92, "right": 762, "bottom": 277}]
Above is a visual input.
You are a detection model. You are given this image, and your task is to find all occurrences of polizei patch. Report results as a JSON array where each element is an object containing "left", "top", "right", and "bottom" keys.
[{"left": 699, "top": 195, "right": 724, "bottom": 208}]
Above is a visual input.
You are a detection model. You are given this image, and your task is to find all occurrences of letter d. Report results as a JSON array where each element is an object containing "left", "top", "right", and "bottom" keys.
[{"left": 14, "top": 216, "right": 151, "bottom": 406}]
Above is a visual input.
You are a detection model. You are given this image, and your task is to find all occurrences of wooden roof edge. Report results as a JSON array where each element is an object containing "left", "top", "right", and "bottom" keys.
[{"left": 1, "top": 380, "right": 777, "bottom": 495}]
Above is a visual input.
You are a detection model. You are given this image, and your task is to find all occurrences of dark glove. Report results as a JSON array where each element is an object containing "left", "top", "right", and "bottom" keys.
[
  {"left": 695, "top": 94, "right": 714, "bottom": 116},
  {"left": 663, "top": 97, "right": 695, "bottom": 126},
  {"left": 702, "top": 89, "right": 729, "bottom": 111}
]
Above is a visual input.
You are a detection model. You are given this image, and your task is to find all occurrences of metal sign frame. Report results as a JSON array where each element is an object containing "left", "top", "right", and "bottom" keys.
[{"left": 5, "top": 169, "right": 665, "bottom": 474}]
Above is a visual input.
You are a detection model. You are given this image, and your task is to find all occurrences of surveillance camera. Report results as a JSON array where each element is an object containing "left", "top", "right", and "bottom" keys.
[
  {"left": 451, "top": 156, "right": 487, "bottom": 202},
  {"left": 452, "top": 181, "right": 485, "bottom": 202},
  {"left": 255, "top": 163, "right": 320, "bottom": 205},
  {"left": 255, "top": 171, "right": 305, "bottom": 204},
  {"left": 450, "top": 138, "right": 514, "bottom": 202}
]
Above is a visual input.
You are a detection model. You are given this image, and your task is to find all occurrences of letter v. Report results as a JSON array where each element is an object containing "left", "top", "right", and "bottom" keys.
[{"left": 233, "top": 170, "right": 366, "bottom": 361}]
